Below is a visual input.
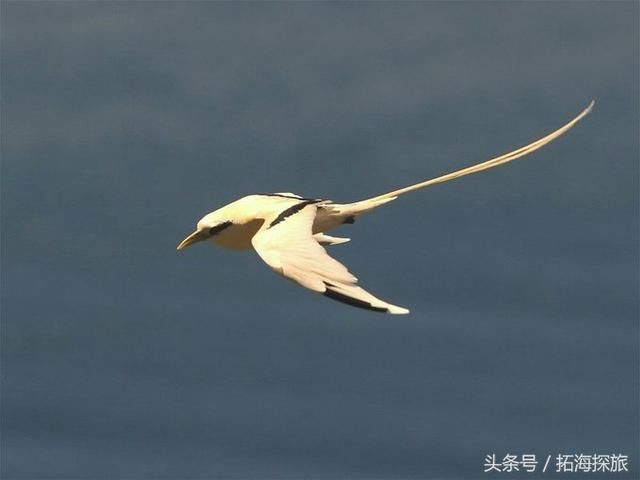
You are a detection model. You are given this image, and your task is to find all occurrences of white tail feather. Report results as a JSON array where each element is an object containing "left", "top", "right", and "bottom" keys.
[
  {"left": 313, "top": 233, "right": 351, "bottom": 245},
  {"left": 356, "top": 101, "right": 594, "bottom": 207}
]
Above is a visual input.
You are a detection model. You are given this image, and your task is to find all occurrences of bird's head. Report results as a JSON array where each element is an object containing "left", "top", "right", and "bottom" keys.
[
  {"left": 176, "top": 210, "right": 233, "bottom": 251},
  {"left": 176, "top": 196, "right": 265, "bottom": 251}
]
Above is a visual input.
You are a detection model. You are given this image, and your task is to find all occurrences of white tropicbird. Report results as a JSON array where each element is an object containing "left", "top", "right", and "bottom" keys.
[{"left": 178, "top": 102, "right": 594, "bottom": 314}]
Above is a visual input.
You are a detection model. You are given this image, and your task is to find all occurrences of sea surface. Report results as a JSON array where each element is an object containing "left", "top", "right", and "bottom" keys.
[{"left": 2, "top": 3, "right": 638, "bottom": 479}]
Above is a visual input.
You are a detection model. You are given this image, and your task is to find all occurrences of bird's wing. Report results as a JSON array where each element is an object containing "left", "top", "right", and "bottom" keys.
[{"left": 251, "top": 203, "right": 409, "bottom": 314}]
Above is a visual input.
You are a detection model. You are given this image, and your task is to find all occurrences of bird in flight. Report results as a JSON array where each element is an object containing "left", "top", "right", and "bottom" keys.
[{"left": 178, "top": 101, "right": 594, "bottom": 314}]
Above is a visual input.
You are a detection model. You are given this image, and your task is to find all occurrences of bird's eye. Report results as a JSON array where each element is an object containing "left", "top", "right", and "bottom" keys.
[{"left": 209, "top": 221, "right": 232, "bottom": 236}]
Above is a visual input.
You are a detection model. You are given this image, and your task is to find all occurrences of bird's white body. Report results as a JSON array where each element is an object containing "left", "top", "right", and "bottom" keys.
[
  {"left": 178, "top": 102, "right": 594, "bottom": 314},
  {"left": 200, "top": 194, "right": 391, "bottom": 250}
]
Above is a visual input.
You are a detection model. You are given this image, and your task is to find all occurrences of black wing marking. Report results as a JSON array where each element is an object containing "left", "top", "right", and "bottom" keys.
[
  {"left": 268, "top": 199, "right": 320, "bottom": 229},
  {"left": 323, "top": 282, "right": 388, "bottom": 313},
  {"left": 260, "top": 193, "right": 323, "bottom": 202}
]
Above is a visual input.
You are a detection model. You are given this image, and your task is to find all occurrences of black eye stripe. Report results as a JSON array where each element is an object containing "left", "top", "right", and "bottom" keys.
[{"left": 209, "top": 221, "right": 232, "bottom": 236}]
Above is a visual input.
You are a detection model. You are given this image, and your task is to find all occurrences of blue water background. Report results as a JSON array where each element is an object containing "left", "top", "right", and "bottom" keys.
[{"left": 2, "top": 3, "right": 638, "bottom": 478}]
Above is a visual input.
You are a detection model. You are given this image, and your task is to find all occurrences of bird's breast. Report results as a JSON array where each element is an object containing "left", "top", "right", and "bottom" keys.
[{"left": 211, "top": 218, "right": 265, "bottom": 251}]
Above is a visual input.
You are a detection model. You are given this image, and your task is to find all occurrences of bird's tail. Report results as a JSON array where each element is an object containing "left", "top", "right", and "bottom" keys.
[{"left": 336, "top": 101, "right": 594, "bottom": 218}]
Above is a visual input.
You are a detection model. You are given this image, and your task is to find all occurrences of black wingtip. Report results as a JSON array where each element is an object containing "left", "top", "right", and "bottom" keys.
[{"left": 323, "top": 283, "right": 388, "bottom": 313}]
